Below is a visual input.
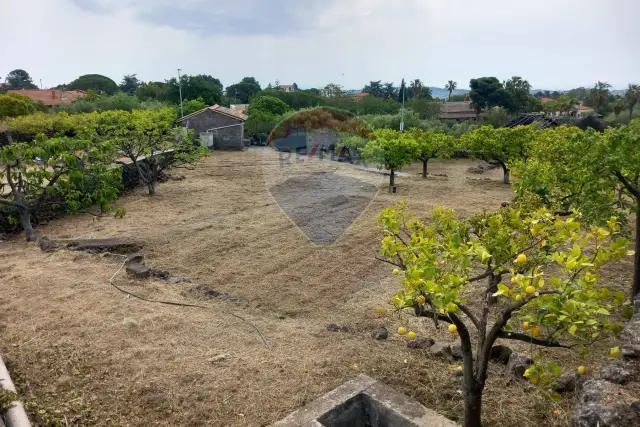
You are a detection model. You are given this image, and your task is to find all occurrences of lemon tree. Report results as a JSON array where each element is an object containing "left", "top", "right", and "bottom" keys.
[
  {"left": 513, "top": 120, "right": 640, "bottom": 297},
  {"left": 460, "top": 125, "right": 536, "bottom": 184},
  {"left": 376, "top": 202, "right": 632, "bottom": 427},
  {"left": 361, "top": 129, "right": 418, "bottom": 190},
  {"left": 407, "top": 129, "right": 455, "bottom": 178}
]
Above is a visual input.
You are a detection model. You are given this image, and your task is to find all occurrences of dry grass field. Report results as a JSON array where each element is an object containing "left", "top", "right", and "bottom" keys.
[{"left": 0, "top": 148, "right": 633, "bottom": 426}]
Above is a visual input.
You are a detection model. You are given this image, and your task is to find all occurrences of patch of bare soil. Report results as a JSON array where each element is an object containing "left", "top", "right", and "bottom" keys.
[{"left": 0, "top": 149, "right": 634, "bottom": 427}]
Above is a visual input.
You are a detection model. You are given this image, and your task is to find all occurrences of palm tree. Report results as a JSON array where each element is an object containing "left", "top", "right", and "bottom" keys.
[
  {"left": 625, "top": 84, "right": 640, "bottom": 121},
  {"left": 590, "top": 81, "right": 612, "bottom": 114},
  {"left": 445, "top": 80, "right": 457, "bottom": 101}
]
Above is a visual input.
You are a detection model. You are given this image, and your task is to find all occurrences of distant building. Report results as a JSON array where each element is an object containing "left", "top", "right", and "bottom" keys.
[
  {"left": 439, "top": 101, "right": 478, "bottom": 121},
  {"left": 176, "top": 104, "right": 247, "bottom": 150},
  {"left": 6, "top": 89, "right": 86, "bottom": 106},
  {"left": 278, "top": 85, "right": 296, "bottom": 93}
]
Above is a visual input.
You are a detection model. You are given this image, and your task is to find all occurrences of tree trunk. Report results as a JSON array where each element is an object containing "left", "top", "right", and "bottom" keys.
[
  {"left": 147, "top": 181, "right": 156, "bottom": 195},
  {"left": 633, "top": 210, "right": 640, "bottom": 298},
  {"left": 19, "top": 209, "right": 36, "bottom": 242},
  {"left": 390, "top": 168, "right": 395, "bottom": 188},
  {"left": 630, "top": 106, "right": 635, "bottom": 122},
  {"left": 422, "top": 159, "right": 429, "bottom": 178},
  {"left": 464, "top": 386, "right": 484, "bottom": 427},
  {"left": 503, "top": 167, "right": 510, "bottom": 185}
]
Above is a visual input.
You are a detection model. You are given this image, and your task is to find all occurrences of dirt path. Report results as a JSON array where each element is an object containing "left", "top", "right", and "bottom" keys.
[{"left": 1, "top": 149, "right": 627, "bottom": 426}]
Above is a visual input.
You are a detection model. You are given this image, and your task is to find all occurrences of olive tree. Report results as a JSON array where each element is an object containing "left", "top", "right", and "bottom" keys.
[
  {"left": 0, "top": 134, "right": 121, "bottom": 241},
  {"left": 408, "top": 129, "right": 455, "bottom": 178},
  {"left": 377, "top": 202, "right": 631, "bottom": 427},
  {"left": 361, "top": 129, "right": 418, "bottom": 189}
]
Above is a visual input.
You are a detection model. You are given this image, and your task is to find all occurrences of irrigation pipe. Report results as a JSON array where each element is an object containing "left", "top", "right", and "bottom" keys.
[{"left": 0, "top": 355, "right": 31, "bottom": 427}]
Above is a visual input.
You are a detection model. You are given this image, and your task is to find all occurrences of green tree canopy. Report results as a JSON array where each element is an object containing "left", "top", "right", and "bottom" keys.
[
  {"left": 119, "top": 74, "right": 142, "bottom": 95},
  {"left": 361, "top": 129, "right": 418, "bottom": 189},
  {"left": 461, "top": 125, "right": 537, "bottom": 184},
  {"left": 408, "top": 129, "right": 455, "bottom": 177},
  {"left": 67, "top": 74, "right": 118, "bottom": 95},
  {"left": 469, "top": 77, "right": 507, "bottom": 115},
  {"left": 5, "top": 69, "right": 38, "bottom": 89},
  {"left": 0, "top": 94, "right": 34, "bottom": 118},
  {"left": 247, "top": 95, "right": 292, "bottom": 117},
  {"left": 0, "top": 131, "right": 121, "bottom": 241},
  {"left": 165, "top": 74, "right": 223, "bottom": 106},
  {"left": 377, "top": 202, "right": 632, "bottom": 427},
  {"left": 363, "top": 81, "right": 384, "bottom": 98},
  {"left": 181, "top": 98, "right": 207, "bottom": 116},
  {"left": 512, "top": 120, "right": 640, "bottom": 296},
  {"left": 226, "top": 77, "right": 262, "bottom": 104}
]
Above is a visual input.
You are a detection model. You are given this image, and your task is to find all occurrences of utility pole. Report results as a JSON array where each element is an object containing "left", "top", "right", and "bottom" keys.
[
  {"left": 400, "top": 79, "right": 405, "bottom": 132},
  {"left": 39, "top": 79, "right": 43, "bottom": 89},
  {"left": 177, "top": 68, "right": 184, "bottom": 118}
]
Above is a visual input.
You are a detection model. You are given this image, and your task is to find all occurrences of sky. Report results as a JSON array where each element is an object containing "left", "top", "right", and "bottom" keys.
[{"left": 1, "top": 0, "right": 638, "bottom": 91}]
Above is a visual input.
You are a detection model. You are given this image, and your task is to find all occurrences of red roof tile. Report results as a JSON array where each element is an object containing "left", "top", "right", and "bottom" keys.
[{"left": 6, "top": 89, "right": 84, "bottom": 106}]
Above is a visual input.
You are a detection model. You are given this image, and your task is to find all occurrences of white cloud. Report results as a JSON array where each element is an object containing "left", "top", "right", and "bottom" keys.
[{"left": 1, "top": 0, "right": 638, "bottom": 90}]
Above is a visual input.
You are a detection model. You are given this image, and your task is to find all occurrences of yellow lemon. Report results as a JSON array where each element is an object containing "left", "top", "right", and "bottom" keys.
[
  {"left": 407, "top": 331, "right": 417, "bottom": 340},
  {"left": 522, "top": 321, "right": 530, "bottom": 330},
  {"left": 532, "top": 326, "right": 541, "bottom": 337},
  {"left": 609, "top": 347, "right": 621, "bottom": 358},
  {"left": 516, "top": 254, "right": 527, "bottom": 264},
  {"left": 553, "top": 409, "right": 559, "bottom": 416},
  {"left": 525, "top": 286, "right": 536, "bottom": 295},
  {"left": 446, "top": 302, "right": 458, "bottom": 313},
  {"left": 393, "top": 268, "right": 400, "bottom": 276},
  {"left": 515, "top": 295, "right": 522, "bottom": 302},
  {"left": 577, "top": 366, "right": 586, "bottom": 375},
  {"left": 448, "top": 324, "right": 458, "bottom": 334},
  {"left": 511, "top": 276, "right": 518, "bottom": 285},
  {"left": 398, "top": 327, "right": 407, "bottom": 336},
  {"left": 417, "top": 295, "right": 426, "bottom": 305},
  {"left": 540, "top": 240, "right": 547, "bottom": 248}
]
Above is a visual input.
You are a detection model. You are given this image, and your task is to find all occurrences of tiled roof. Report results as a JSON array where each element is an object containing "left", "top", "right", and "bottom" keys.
[
  {"left": 176, "top": 104, "right": 248, "bottom": 122},
  {"left": 6, "top": 89, "right": 85, "bottom": 106},
  {"left": 439, "top": 101, "right": 476, "bottom": 119}
]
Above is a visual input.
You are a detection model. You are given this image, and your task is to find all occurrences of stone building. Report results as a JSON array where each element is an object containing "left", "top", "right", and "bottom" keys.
[{"left": 176, "top": 104, "right": 247, "bottom": 150}]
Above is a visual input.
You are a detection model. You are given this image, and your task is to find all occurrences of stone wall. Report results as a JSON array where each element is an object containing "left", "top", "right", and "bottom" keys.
[{"left": 182, "top": 110, "right": 244, "bottom": 150}]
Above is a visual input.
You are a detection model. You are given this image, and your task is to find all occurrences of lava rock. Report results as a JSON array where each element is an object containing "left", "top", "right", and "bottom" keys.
[
  {"left": 506, "top": 352, "right": 534, "bottom": 379},
  {"left": 327, "top": 324, "right": 349, "bottom": 333},
  {"left": 600, "top": 361, "right": 635, "bottom": 385},
  {"left": 38, "top": 237, "right": 59, "bottom": 252},
  {"left": 571, "top": 379, "right": 640, "bottom": 427},
  {"left": 450, "top": 343, "right": 463, "bottom": 360},
  {"left": 371, "top": 327, "right": 388, "bottom": 340},
  {"left": 407, "top": 338, "right": 435, "bottom": 349},
  {"left": 620, "top": 300, "right": 640, "bottom": 358},
  {"left": 553, "top": 373, "right": 584, "bottom": 393},
  {"left": 429, "top": 342, "right": 453, "bottom": 359},
  {"left": 489, "top": 345, "right": 513, "bottom": 364},
  {"left": 126, "top": 263, "right": 151, "bottom": 279}
]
